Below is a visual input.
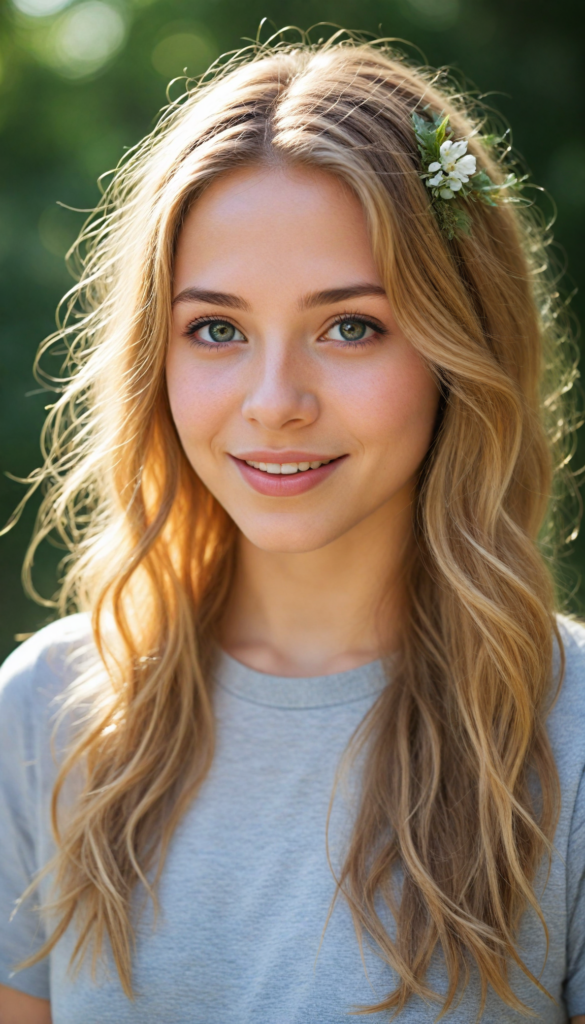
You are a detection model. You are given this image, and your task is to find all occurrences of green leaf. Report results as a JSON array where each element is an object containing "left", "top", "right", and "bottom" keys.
[
  {"left": 411, "top": 111, "right": 429, "bottom": 136},
  {"left": 481, "top": 132, "right": 506, "bottom": 149},
  {"left": 476, "top": 192, "right": 499, "bottom": 207},
  {"left": 481, "top": 128, "right": 511, "bottom": 150},
  {"left": 468, "top": 167, "right": 524, "bottom": 207},
  {"left": 412, "top": 121, "right": 436, "bottom": 155},
  {"left": 451, "top": 205, "right": 472, "bottom": 236},
  {"left": 503, "top": 172, "right": 524, "bottom": 190},
  {"left": 433, "top": 198, "right": 472, "bottom": 241},
  {"left": 435, "top": 114, "right": 450, "bottom": 150},
  {"left": 411, "top": 111, "right": 451, "bottom": 163},
  {"left": 471, "top": 170, "right": 497, "bottom": 192}
]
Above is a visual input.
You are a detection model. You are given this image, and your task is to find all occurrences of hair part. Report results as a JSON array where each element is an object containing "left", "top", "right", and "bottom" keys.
[{"left": 15, "top": 30, "right": 579, "bottom": 1015}]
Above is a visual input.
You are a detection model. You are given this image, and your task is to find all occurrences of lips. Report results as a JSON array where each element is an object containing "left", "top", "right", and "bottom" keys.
[{"left": 230, "top": 454, "right": 346, "bottom": 496}]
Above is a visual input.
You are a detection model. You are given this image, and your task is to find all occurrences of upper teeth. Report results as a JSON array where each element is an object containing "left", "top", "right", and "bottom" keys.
[{"left": 245, "top": 460, "right": 331, "bottom": 474}]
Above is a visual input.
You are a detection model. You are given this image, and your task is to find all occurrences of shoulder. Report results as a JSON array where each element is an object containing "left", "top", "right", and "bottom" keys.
[
  {"left": 0, "top": 614, "right": 96, "bottom": 742},
  {"left": 556, "top": 614, "right": 585, "bottom": 713},
  {"left": 547, "top": 616, "right": 585, "bottom": 814}
]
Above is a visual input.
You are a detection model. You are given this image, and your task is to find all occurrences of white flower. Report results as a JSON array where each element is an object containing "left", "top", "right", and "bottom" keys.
[
  {"left": 427, "top": 171, "right": 444, "bottom": 187},
  {"left": 438, "top": 139, "right": 476, "bottom": 181},
  {"left": 425, "top": 137, "right": 477, "bottom": 199},
  {"left": 446, "top": 176, "right": 463, "bottom": 191}
]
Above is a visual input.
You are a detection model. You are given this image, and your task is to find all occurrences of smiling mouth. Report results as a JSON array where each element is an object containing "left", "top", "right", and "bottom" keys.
[{"left": 242, "top": 458, "right": 337, "bottom": 475}]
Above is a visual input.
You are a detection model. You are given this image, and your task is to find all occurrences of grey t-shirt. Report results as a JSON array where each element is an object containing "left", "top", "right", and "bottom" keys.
[{"left": 0, "top": 613, "right": 584, "bottom": 1023}]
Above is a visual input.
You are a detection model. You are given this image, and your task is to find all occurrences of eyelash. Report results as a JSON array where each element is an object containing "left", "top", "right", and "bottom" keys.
[
  {"left": 325, "top": 312, "right": 388, "bottom": 348},
  {"left": 183, "top": 312, "right": 388, "bottom": 349},
  {"left": 184, "top": 315, "right": 238, "bottom": 350}
]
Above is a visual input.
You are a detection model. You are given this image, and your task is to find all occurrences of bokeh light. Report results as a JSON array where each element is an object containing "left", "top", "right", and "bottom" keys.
[
  {"left": 402, "top": 0, "right": 460, "bottom": 30},
  {"left": 152, "top": 30, "right": 215, "bottom": 79},
  {"left": 45, "top": 1, "right": 127, "bottom": 77},
  {"left": 11, "top": 0, "right": 72, "bottom": 17}
]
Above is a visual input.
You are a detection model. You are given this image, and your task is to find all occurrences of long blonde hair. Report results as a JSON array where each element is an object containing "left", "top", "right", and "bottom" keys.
[{"left": 17, "top": 32, "right": 578, "bottom": 1016}]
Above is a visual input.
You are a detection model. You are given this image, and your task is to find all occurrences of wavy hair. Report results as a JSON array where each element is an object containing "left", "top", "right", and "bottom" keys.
[{"left": 15, "top": 32, "right": 579, "bottom": 1016}]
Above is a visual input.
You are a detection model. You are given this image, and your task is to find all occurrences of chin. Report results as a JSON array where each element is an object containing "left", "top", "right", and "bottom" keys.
[{"left": 237, "top": 516, "right": 351, "bottom": 555}]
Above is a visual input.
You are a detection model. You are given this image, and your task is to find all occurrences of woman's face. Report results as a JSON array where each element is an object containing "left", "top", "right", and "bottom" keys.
[{"left": 167, "top": 165, "right": 440, "bottom": 553}]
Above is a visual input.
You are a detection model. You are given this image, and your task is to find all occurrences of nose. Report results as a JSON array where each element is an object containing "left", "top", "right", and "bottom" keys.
[{"left": 241, "top": 344, "right": 319, "bottom": 432}]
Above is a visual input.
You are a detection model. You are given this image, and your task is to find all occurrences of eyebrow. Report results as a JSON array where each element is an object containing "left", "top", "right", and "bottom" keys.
[
  {"left": 172, "top": 288, "right": 251, "bottom": 310},
  {"left": 298, "top": 284, "right": 387, "bottom": 309},
  {"left": 171, "top": 283, "right": 387, "bottom": 311}
]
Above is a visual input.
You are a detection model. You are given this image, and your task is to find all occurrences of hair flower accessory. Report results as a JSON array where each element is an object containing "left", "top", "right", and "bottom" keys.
[
  {"left": 426, "top": 140, "right": 477, "bottom": 199},
  {"left": 412, "top": 110, "right": 521, "bottom": 240}
]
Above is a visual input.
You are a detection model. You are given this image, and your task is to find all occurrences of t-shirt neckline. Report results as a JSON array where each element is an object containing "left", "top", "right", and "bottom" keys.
[{"left": 215, "top": 650, "right": 393, "bottom": 709}]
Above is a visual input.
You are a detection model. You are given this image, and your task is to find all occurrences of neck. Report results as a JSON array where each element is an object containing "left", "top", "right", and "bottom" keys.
[{"left": 221, "top": 494, "right": 413, "bottom": 677}]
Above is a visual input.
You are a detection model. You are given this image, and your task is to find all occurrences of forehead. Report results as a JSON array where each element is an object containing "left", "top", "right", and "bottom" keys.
[{"left": 173, "top": 164, "right": 382, "bottom": 300}]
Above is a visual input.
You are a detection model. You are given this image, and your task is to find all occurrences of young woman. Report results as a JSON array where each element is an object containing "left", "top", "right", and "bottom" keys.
[{"left": 0, "top": 36, "right": 584, "bottom": 1024}]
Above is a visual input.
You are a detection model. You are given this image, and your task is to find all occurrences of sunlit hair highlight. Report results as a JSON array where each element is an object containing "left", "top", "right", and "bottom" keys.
[{"left": 14, "top": 30, "right": 579, "bottom": 1016}]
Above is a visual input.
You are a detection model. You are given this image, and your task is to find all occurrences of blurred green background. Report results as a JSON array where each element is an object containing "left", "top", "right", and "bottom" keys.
[{"left": 0, "top": 0, "right": 583, "bottom": 661}]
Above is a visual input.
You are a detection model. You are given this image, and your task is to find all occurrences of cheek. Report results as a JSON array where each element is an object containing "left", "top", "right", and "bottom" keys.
[
  {"left": 166, "top": 347, "right": 238, "bottom": 450},
  {"left": 333, "top": 348, "right": 440, "bottom": 461}
]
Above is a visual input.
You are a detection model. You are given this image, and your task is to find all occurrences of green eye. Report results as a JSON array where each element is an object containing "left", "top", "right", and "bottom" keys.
[
  {"left": 325, "top": 319, "right": 379, "bottom": 343},
  {"left": 189, "top": 320, "right": 245, "bottom": 345},
  {"left": 208, "top": 322, "right": 236, "bottom": 342},
  {"left": 338, "top": 320, "right": 367, "bottom": 341}
]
